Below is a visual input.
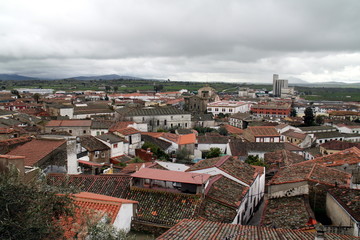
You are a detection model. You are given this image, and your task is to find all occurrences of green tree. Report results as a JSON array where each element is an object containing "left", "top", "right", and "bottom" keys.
[
  {"left": 206, "top": 147, "right": 221, "bottom": 158},
  {"left": 113, "top": 86, "right": 118, "bottom": 93},
  {"left": 130, "top": 157, "right": 144, "bottom": 163},
  {"left": 218, "top": 127, "right": 228, "bottom": 136},
  {"left": 0, "top": 166, "right": 75, "bottom": 240},
  {"left": 245, "top": 155, "right": 267, "bottom": 167},
  {"left": 303, "top": 107, "right": 315, "bottom": 126},
  {"left": 142, "top": 142, "right": 170, "bottom": 161},
  {"left": 175, "top": 148, "right": 192, "bottom": 164},
  {"left": 290, "top": 108, "right": 297, "bottom": 117},
  {"left": 87, "top": 216, "right": 136, "bottom": 240},
  {"left": 154, "top": 84, "right": 164, "bottom": 93}
]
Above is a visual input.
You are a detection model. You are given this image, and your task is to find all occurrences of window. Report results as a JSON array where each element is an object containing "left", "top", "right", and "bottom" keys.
[
  {"left": 222, "top": 108, "right": 226, "bottom": 112},
  {"left": 185, "top": 123, "right": 188, "bottom": 127},
  {"left": 101, "top": 152, "right": 106, "bottom": 158},
  {"left": 83, "top": 130, "right": 86, "bottom": 134},
  {"left": 96, "top": 131, "right": 100, "bottom": 136},
  {"left": 215, "top": 108, "right": 219, "bottom": 111},
  {"left": 114, "top": 143, "right": 118, "bottom": 148},
  {"left": 207, "top": 108, "right": 212, "bottom": 112},
  {"left": 164, "top": 119, "right": 167, "bottom": 126},
  {"left": 171, "top": 116, "right": 173, "bottom": 120},
  {"left": 69, "top": 130, "right": 72, "bottom": 134},
  {"left": 157, "top": 120, "right": 160, "bottom": 126},
  {"left": 129, "top": 135, "right": 132, "bottom": 144}
]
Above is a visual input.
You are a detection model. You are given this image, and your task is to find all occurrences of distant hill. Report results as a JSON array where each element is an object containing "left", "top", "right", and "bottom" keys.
[
  {"left": 0, "top": 74, "right": 37, "bottom": 81},
  {"left": 65, "top": 74, "right": 144, "bottom": 80}
]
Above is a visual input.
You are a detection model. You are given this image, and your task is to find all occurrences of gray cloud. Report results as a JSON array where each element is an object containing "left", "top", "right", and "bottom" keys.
[{"left": 0, "top": 0, "right": 360, "bottom": 82}]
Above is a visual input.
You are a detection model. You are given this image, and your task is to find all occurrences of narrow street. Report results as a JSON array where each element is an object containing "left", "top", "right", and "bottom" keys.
[{"left": 248, "top": 195, "right": 267, "bottom": 226}]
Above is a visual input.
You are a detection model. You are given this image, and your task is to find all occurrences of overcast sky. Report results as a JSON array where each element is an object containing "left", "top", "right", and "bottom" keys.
[{"left": 1, "top": 0, "right": 360, "bottom": 83}]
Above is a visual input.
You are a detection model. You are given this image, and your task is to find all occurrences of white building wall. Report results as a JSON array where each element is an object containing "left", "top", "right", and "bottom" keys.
[
  {"left": 113, "top": 203, "right": 135, "bottom": 233},
  {"left": 59, "top": 108, "right": 74, "bottom": 119}
]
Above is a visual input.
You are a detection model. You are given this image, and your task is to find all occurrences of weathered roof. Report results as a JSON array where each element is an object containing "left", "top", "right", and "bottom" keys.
[
  {"left": 141, "top": 134, "right": 172, "bottom": 150},
  {"left": 47, "top": 174, "right": 132, "bottom": 198},
  {"left": 131, "top": 168, "right": 211, "bottom": 185},
  {"left": 245, "top": 126, "right": 280, "bottom": 137},
  {"left": 8, "top": 138, "right": 66, "bottom": 166},
  {"left": 90, "top": 120, "right": 114, "bottom": 129},
  {"left": 261, "top": 195, "right": 313, "bottom": 229},
  {"left": 223, "top": 124, "right": 244, "bottom": 135},
  {"left": 282, "top": 129, "right": 307, "bottom": 140},
  {"left": 328, "top": 188, "right": 360, "bottom": 222},
  {"left": 109, "top": 121, "right": 135, "bottom": 132},
  {"left": 187, "top": 155, "right": 258, "bottom": 186},
  {"left": 46, "top": 120, "right": 92, "bottom": 127},
  {"left": 228, "top": 140, "right": 302, "bottom": 157},
  {"left": 320, "top": 140, "right": 360, "bottom": 151},
  {"left": 269, "top": 162, "right": 351, "bottom": 187},
  {"left": 298, "top": 126, "right": 337, "bottom": 132},
  {"left": 229, "top": 112, "right": 251, "bottom": 120},
  {"left": 126, "top": 187, "right": 201, "bottom": 226},
  {"left": 96, "top": 133, "right": 126, "bottom": 144},
  {"left": 117, "top": 106, "right": 190, "bottom": 117},
  {"left": 306, "top": 147, "right": 360, "bottom": 167},
  {"left": 157, "top": 219, "right": 357, "bottom": 240},
  {"left": 197, "top": 175, "right": 249, "bottom": 222},
  {"left": 79, "top": 135, "right": 110, "bottom": 151},
  {"left": 314, "top": 131, "right": 359, "bottom": 139},
  {"left": 197, "top": 134, "right": 229, "bottom": 144},
  {"left": 264, "top": 150, "right": 305, "bottom": 173},
  {"left": 114, "top": 127, "right": 140, "bottom": 136}
]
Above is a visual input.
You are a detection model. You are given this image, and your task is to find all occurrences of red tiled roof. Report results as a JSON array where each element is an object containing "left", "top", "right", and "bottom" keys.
[
  {"left": 320, "top": 140, "right": 360, "bottom": 151},
  {"left": 61, "top": 192, "right": 137, "bottom": 239},
  {"left": 8, "top": 139, "right": 66, "bottom": 166},
  {"left": 141, "top": 132, "right": 164, "bottom": 138},
  {"left": 161, "top": 132, "right": 196, "bottom": 145},
  {"left": 0, "top": 127, "right": 15, "bottom": 134},
  {"left": 307, "top": 147, "right": 360, "bottom": 167},
  {"left": 0, "top": 136, "right": 32, "bottom": 146},
  {"left": 78, "top": 160, "right": 103, "bottom": 167},
  {"left": 114, "top": 127, "right": 140, "bottom": 136},
  {"left": 46, "top": 120, "right": 92, "bottom": 127},
  {"left": 223, "top": 124, "right": 244, "bottom": 135},
  {"left": 109, "top": 121, "right": 135, "bottom": 132},
  {"left": 282, "top": 129, "right": 307, "bottom": 140},
  {"left": 131, "top": 168, "right": 211, "bottom": 185},
  {"left": 269, "top": 162, "right": 351, "bottom": 187},
  {"left": 188, "top": 155, "right": 259, "bottom": 186},
  {"left": 246, "top": 126, "right": 280, "bottom": 137}
]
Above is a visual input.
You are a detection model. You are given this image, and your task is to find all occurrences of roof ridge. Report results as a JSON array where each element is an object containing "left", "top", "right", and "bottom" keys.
[
  {"left": 307, "top": 163, "right": 317, "bottom": 180},
  {"left": 214, "top": 155, "right": 231, "bottom": 168}
]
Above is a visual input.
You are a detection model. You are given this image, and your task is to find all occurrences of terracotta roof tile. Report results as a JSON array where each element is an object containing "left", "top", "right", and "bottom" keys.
[
  {"left": 114, "top": 127, "right": 140, "bottom": 136},
  {"left": 223, "top": 124, "right": 244, "bottom": 135},
  {"left": 161, "top": 133, "right": 196, "bottom": 145},
  {"left": 46, "top": 120, "right": 92, "bottom": 127},
  {"left": 8, "top": 139, "right": 66, "bottom": 166},
  {"left": 188, "top": 156, "right": 258, "bottom": 186},
  {"left": 328, "top": 188, "right": 360, "bottom": 222},
  {"left": 261, "top": 196, "right": 313, "bottom": 229},
  {"left": 157, "top": 219, "right": 357, "bottom": 240},
  {"left": 131, "top": 168, "right": 211, "bottom": 185},
  {"left": 307, "top": 147, "right": 360, "bottom": 167},
  {"left": 246, "top": 126, "right": 280, "bottom": 137},
  {"left": 264, "top": 150, "right": 305, "bottom": 173},
  {"left": 320, "top": 140, "right": 360, "bottom": 151},
  {"left": 47, "top": 174, "right": 132, "bottom": 198},
  {"left": 269, "top": 162, "right": 351, "bottom": 187}
]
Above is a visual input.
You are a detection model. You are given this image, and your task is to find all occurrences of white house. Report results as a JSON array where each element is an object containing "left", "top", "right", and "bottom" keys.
[
  {"left": 96, "top": 133, "right": 126, "bottom": 158},
  {"left": 71, "top": 192, "right": 138, "bottom": 233},
  {"left": 207, "top": 101, "right": 251, "bottom": 116}
]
